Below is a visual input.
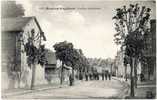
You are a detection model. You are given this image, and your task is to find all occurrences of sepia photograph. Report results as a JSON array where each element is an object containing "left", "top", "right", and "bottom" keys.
[{"left": 1, "top": 0, "right": 156, "bottom": 99}]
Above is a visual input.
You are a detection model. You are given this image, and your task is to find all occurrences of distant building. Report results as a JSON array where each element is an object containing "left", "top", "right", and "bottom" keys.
[
  {"left": 45, "top": 50, "right": 57, "bottom": 70},
  {"left": 1, "top": 17, "right": 46, "bottom": 90},
  {"left": 142, "top": 19, "right": 156, "bottom": 81},
  {"left": 44, "top": 50, "right": 57, "bottom": 82}
]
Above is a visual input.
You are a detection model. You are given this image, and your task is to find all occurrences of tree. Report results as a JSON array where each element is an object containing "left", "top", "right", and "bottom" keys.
[
  {"left": 1, "top": 1, "right": 25, "bottom": 18},
  {"left": 53, "top": 41, "right": 80, "bottom": 86},
  {"left": 113, "top": 4, "right": 151, "bottom": 97}
]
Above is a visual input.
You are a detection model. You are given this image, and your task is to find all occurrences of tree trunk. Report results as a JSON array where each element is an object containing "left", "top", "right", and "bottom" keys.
[
  {"left": 30, "top": 63, "right": 36, "bottom": 90},
  {"left": 72, "top": 68, "right": 74, "bottom": 86},
  {"left": 125, "top": 65, "right": 128, "bottom": 81},
  {"left": 60, "top": 62, "right": 64, "bottom": 85},
  {"left": 130, "top": 57, "right": 135, "bottom": 97},
  {"left": 134, "top": 58, "right": 138, "bottom": 88}
]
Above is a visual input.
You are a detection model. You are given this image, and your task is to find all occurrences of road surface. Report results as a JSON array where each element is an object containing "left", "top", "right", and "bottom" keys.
[{"left": 4, "top": 79, "right": 129, "bottom": 99}]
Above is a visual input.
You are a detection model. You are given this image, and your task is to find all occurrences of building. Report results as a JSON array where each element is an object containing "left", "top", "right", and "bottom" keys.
[
  {"left": 1, "top": 17, "right": 46, "bottom": 90},
  {"left": 142, "top": 19, "right": 156, "bottom": 81},
  {"left": 44, "top": 50, "right": 72, "bottom": 83},
  {"left": 114, "top": 50, "right": 125, "bottom": 77},
  {"left": 45, "top": 50, "right": 57, "bottom": 83}
]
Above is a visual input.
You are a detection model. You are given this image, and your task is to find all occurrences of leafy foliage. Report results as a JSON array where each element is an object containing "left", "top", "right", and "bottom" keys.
[
  {"left": 24, "top": 37, "right": 47, "bottom": 67},
  {"left": 24, "top": 38, "right": 38, "bottom": 67},
  {"left": 53, "top": 41, "right": 89, "bottom": 71},
  {"left": 38, "top": 45, "right": 48, "bottom": 66},
  {"left": 113, "top": 3, "right": 151, "bottom": 64}
]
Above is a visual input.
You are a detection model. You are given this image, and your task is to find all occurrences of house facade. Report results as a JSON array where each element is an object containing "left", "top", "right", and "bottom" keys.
[{"left": 1, "top": 17, "right": 47, "bottom": 90}]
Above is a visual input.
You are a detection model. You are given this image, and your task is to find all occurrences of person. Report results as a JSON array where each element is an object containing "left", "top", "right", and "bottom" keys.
[
  {"left": 108, "top": 72, "right": 111, "bottom": 80},
  {"left": 140, "top": 73, "right": 145, "bottom": 82},
  {"left": 102, "top": 72, "right": 104, "bottom": 80},
  {"left": 89, "top": 73, "right": 92, "bottom": 80},
  {"left": 105, "top": 70, "right": 108, "bottom": 80},
  {"left": 93, "top": 72, "right": 96, "bottom": 80},
  {"left": 97, "top": 72, "right": 99, "bottom": 80},
  {"left": 79, "top": 72, "right": 83, "bottom": 80},
  {"left": 95, "top": 72, "right": 97, "bottom": 80},
  {"left": 85, "top": 73, "right": 88, "bottom": 81},
  {"left": 69, "top": 74, "right": 73, "bottom": 86}
]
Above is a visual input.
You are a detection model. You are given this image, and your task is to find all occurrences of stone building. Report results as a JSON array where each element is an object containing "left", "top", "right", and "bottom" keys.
[{"left": 1, "top": 16, "right": 46, "bottom": 90}]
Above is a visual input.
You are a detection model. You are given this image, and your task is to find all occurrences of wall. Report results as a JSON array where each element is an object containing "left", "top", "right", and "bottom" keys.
[
  {"left": 1, "top": 32, "right": 16, "bottom": 72},
  {"left": 1, "top": 31, "right": 20, "bottom": 90}
]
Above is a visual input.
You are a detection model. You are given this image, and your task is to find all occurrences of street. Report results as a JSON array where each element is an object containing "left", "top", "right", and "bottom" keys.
[{"left": 4, "top": 79, "right": 129, "bottom": 99}]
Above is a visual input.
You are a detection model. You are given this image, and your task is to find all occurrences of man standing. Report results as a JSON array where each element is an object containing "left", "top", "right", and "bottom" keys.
[
  {"left": 105, "top": 70, "right": 108, "bottom": 80},
  {"left": 89, "top": 72, "right": 92, "bottom": 80},
  {"left": 69, "top": 74, "right": 73, "bottom": 86},
  {"left": 108, "top": 72, "right": 111, "bottom": 80},
  {"left": 102, "top": 72, "right": 104, "bottom": 80}
]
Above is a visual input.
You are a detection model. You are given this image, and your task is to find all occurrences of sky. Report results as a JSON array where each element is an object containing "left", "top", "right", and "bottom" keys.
[{"left": 16, "top": 0, "right": 156, "bottom": 59}]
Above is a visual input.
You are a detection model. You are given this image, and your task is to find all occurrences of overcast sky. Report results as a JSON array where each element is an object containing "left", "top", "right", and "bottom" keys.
[{"left": 16, "top": 0, "right": 156, "bottom": 59}]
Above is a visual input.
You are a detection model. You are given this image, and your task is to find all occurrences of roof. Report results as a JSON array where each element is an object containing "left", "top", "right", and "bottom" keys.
[
  {"left": 2, "top": 17, "right": 32, "bottom": 32},
  {"left": 45, "top": 50, "right": 57, "bottom": 65},
  {"left": 2, "top": 16, "right": 42, "bottom": 32},
  {"left": 2, "top": 16, "right": 46, "bottom": 41}
]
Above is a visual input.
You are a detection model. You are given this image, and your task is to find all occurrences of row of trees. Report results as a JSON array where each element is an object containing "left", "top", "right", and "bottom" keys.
[
  {"left": 88, "top": 58, "right": 113, "bottom": 68},
  {"left": 53, "top": 41, "right": 90, "bottom": 86},
  {"left": 113, "top": 4, "right": 151, "bottom": 97}
]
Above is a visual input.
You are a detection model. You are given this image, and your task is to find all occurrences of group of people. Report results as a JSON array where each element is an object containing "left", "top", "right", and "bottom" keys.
[
  {"left": 68, "top": 70, "right": 112, "bottom": 86},
  {"left": 102, "top": 70, "right": 111, "bottom": 80},
  {"left": 84, "top": 70, "right": 112, "bottom": 81}
]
